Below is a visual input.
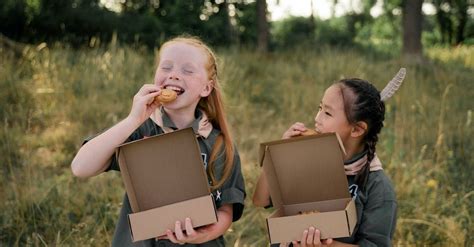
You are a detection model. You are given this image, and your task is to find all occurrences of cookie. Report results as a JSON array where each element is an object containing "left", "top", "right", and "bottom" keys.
[
  {"left": 300, "top": 129, "right": 320, "bottom": 136},
  {"left": 156, "top": 89, "right": 177, "bottom": 103}
]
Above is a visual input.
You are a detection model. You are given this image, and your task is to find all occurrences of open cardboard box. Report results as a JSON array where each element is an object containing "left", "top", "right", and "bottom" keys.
[
  {"left": 259, "top": 133, "right": 357, "bottom": 244},
  {"left": 116, "top": 128, "right": 217, "bottom": 242}
]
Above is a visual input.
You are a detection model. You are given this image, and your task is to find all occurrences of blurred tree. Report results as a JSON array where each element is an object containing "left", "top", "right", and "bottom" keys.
[
  {"left": 0, "top": 0, "right": 40, "bottom": 40},
  {"left": 24, "top": 0, "right": 118, "bottom": 46},
  {"left": 309, "top": 0, "right": 315, "bottom": 29},
  {"left": 234, "top": 1, "right": 258, "bottom": 46},
  {"left": 432, "top": 0, "right": 471, "bottom": 45},
  {"left": 402, "top": 0, "right": 423, "bottom": 58},
  {"left": 0, "top": 0, "right": 259, "bottom": 48},
  {"left": 453, "top": 0, "right": 470, "bottom": 44},
  {"left": 201, "top": 0, "right": 235, "bottom": 45},
  {"left": 256, "top": 0, "right": 269, "bottom": 52},
  {"left": 273, "top": 16, "right": 318, "bottom": 48},
  {"left": 0, "top": 0, "right": 27, "bottom": 39},
  {"left": 117, "top": 0, "right": 244, "bottom": 47},
  {"left": 221, "top": 0, "right": 238, "bottom": 44}
]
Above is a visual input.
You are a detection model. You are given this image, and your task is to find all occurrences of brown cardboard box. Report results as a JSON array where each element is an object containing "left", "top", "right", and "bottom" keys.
[
  {"left": 259, "top": 133, "right": 357, "bottom": 244},
  {"left": 116, "top": 128, "right": 218, "bottom": 242}
]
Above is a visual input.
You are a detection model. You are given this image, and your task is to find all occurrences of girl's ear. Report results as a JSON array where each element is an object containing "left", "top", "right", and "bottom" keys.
[
  {"left": 351, "top": 121, "right": 367, "bottom": 138},
  {"left": 200, "top": 80, "right": 214, "bottom": 97}
]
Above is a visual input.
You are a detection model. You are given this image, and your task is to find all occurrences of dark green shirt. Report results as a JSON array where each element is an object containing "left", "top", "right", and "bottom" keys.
[
  {"left": 84, "top": 110, "right": 246, "bottom": 247},
  {"left": 337, "top": 170, "right": 397, "bottom": 247}
]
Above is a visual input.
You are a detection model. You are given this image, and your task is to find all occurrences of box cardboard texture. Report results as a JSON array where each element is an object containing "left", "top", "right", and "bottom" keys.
[
  {"left": 116, "top": 128, "right": 217, "bottom": 242},
  {"left": 260, "top": 133, "right": 357, "bottom": 244}
]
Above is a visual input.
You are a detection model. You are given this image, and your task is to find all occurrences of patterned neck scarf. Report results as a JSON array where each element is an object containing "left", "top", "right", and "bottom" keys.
[
  {"left": 344, "top": 150, "right": 383, "bottom": 176},
  {"left": 150, "top": 107, "right": 213, "bottom": 138}
]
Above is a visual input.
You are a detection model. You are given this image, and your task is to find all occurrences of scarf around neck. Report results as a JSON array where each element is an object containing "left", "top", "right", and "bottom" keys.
[
  {"left": 344, "top": 151, "right": 383, "bottom": 176},
  {"left": 150, "top": 107, "right": 213, "bottom": 138}
]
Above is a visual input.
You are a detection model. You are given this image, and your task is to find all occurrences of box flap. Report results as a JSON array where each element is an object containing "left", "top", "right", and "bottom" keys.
[
  {"left": 345, "top": 199, "right": 357, "bottom": 235},
  {"left": 262, "top": 145, "right": 284, "bottom": 209},
  {"left": 116, "top": 128, "right": 210, "bottom": 213},
  {"left": 260, "top": 133, "right": 349, "bottom": 208}
]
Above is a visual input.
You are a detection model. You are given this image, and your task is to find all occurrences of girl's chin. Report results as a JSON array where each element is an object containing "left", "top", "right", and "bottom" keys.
[
  {"left": 162, "top": 97, "right": 203, "bottom": 111},
  {"left": 162, "top": 103, "right": 179, "bottom": 109}
]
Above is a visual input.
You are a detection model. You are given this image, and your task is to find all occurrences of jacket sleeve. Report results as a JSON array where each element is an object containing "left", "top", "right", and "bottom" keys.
[{"left": 213, "top": 146, "right": 246, "bottom": 222}]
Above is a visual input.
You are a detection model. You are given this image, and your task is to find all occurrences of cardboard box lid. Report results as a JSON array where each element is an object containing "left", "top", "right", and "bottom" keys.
[
  {"left": 116, "top": 128, "right": 211, "bottom": 213},
  {"left": 260, "top": 133, "right": 350, "bottom": 209}
]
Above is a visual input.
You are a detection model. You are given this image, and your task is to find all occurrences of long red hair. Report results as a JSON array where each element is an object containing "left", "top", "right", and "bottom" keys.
[{"left": 158, "top": 36, "right": 235, "bottom": 190}]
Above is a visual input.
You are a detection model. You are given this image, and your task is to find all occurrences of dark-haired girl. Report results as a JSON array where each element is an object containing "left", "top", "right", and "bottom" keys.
[{"left": 253, "top": 73, "right": 405, "bottom": 246}]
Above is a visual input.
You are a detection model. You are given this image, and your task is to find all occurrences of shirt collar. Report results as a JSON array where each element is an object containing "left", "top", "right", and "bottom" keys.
[
  {"left": 153, "top": 107, "right": 212, "bottom": 138},
  {"left": 344, "top": 149, "right": 368, "bottom": 165}
]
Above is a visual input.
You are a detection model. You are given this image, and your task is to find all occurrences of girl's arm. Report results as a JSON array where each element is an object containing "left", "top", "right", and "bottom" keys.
[
  {"left": 253, "top": 171, "right": 271, "bottom": 207},
  {"left": 164, "top": 204, "right": 233, "bottom": 244},
  {"left": 71, "top": 84, "right": 161, "bottom": 178},
  {"left": 71, "top": 117, "right": 142, "bottom": 177}
]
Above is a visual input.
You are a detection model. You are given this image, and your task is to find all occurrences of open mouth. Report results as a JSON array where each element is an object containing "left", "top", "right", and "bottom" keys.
[{"left": 164, "top": 85, "right": 185, "bottom": 95}]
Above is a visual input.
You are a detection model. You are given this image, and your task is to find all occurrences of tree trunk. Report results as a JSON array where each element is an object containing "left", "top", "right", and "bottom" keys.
[
  {"left": 309, "top": 0, "right": 315, "bottom": 32},
  {"left": 402, "top": 0, "right": 423, "bottom": 58},
  {"left": 221, "top": 0, "right": 237, "bottom": 45},
  {"left": 256, "top": 0, "right": 269, "bottom": 53},
  {"left": 455, "top": 0, "right": 468, "bottom": 45}
]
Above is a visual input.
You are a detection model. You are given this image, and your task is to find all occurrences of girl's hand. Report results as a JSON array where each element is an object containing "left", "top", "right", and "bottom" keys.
[
  {"left": 160, "top": 218, "right": 216, "bottom": 244},
  {"left": 127, "top": 84, "right": 161, "bottom": 125},
  {"left": 282, "top": 122, "right": 308, "bottom": 139},
  {"left": 158, "top": 204, "right": 233, "bottom": 245},
  {"left": 280, "top": 227, "right": 333, "bottom": 247}
]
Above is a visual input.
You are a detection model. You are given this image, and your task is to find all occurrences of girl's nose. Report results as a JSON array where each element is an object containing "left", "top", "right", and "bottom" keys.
[
  {"left": 314, "top": 113, "right": 321, "bottom": 126},
  {"left": 168, "top": 69, "right": 180, "bottom": 80},
  {"left": 168, "top": 74, "right": 180, "bottom": 80}
]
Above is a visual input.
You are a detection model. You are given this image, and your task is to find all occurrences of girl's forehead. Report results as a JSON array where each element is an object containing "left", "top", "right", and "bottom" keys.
[
  {"left": 322, "top": 85, "right": 346, "bottom": 109},
  {"left": 324, "top": 85, "right": 343, "bottom": 100},
  {"left": 159, "top": 42, "right": 208, "bottom": 64}
]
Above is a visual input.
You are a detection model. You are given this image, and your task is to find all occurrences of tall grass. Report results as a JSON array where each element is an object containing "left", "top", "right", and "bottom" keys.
[{"left": 1, "top": 43, "right": 472, "bottom": 246}]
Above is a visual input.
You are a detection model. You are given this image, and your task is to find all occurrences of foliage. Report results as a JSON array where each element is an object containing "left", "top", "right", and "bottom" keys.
[{"left": 0, "top": 0, "right": 261, "bottom": 48}]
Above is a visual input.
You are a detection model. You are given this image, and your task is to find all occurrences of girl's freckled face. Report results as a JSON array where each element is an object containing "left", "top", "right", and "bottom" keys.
[
  {"left": 314, "top": 85, "right": 353, "bottom": 143},
  {"left": 154, "top": 42, "right": 211, "bottom": 110}
]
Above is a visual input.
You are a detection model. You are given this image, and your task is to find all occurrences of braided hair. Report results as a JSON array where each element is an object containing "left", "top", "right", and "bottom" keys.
[{"left": 338, "top": 78, "right": 385, "bottom": 190}]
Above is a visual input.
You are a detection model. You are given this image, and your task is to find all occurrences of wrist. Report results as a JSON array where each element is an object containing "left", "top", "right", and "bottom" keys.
[{"left": 124, "top": 115, "right": 144, "bottom": 129}]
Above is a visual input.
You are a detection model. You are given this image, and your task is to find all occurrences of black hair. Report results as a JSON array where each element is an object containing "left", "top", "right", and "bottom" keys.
[{"left": 338, "top": 78, "right": 385, "bottom": 191}]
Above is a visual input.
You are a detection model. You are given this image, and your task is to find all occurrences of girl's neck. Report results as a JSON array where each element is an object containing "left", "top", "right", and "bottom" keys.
[
  {"left": 164, "top": 107, "right": 197, "bottom": 129},
  {"left": 343, "top": 140, "right": 366, "bottom": 161}
]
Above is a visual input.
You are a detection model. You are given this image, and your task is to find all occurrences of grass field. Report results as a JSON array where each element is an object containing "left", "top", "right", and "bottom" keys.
[{"left": 1, "top": 43, "right": 473, "bottom": 246}]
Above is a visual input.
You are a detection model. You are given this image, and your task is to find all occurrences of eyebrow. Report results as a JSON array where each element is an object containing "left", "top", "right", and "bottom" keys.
[
  {"left": 160, "top": 60, "right": 172, "bottom": 65},
  {"left": 320, "top": 101, "right": 334, "bottom": 111},
  {"left": 182, "top": 63, "right": 196, "bottom": 68}
]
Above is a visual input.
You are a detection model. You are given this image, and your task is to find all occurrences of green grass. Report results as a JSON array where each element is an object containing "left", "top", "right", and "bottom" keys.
[{"left": 1, "top": 43, "right": 473, "bottom": 246}]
